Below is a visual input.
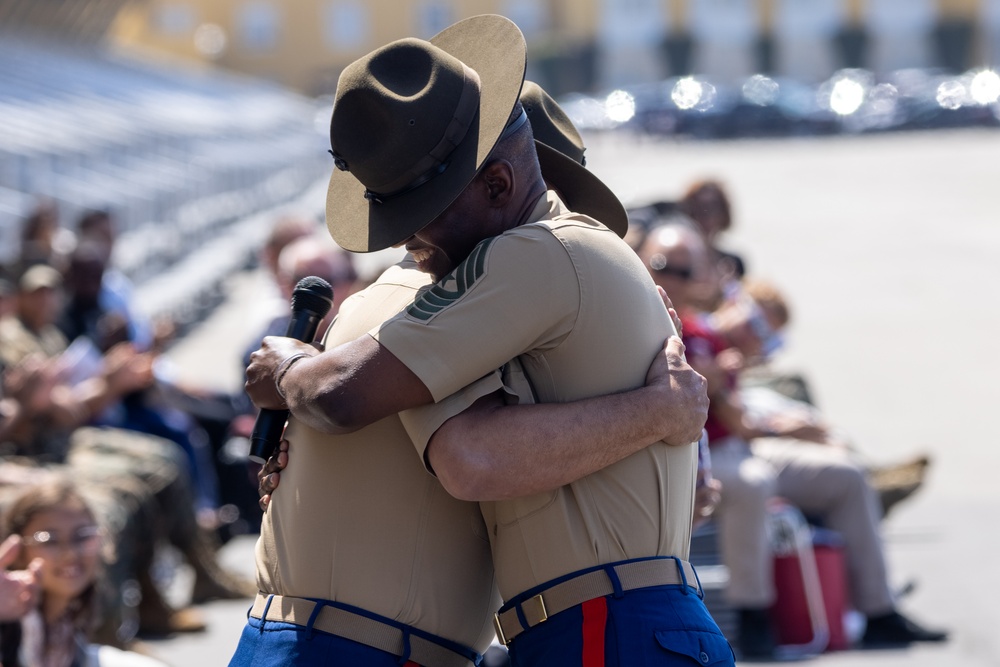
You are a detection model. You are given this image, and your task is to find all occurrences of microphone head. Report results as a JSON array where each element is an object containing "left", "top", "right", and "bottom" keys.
[{"left": 291, "top": 276, "right": 334, "bottom": 316}]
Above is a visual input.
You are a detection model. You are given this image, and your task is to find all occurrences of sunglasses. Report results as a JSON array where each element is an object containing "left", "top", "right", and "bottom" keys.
[
  {"left": 22, "top": 525, "right": 102, "bottom": 553},
  {"left": 648, "top": 253, "right": 693, "bottom": 281}
]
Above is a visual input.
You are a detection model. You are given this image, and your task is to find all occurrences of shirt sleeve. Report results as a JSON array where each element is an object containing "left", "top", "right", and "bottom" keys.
[
  {"left": 399, "top": 357, "right": 539, "bottom": 475},
  {"left": 398, "top": 370, "right": 505, "bottom": 474},
  {"left": 372, "top": 226, "right": 580, "bottom": 402}
]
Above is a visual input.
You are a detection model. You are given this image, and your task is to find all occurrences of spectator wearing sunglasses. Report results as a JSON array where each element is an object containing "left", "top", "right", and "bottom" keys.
[{"left": 637, "top": 220, "right": 948, "bottom": 660}]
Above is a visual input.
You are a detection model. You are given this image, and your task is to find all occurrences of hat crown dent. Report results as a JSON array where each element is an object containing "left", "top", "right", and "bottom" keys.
[{"left": 330, "top": 38, "right": 478, "bottom": 195}]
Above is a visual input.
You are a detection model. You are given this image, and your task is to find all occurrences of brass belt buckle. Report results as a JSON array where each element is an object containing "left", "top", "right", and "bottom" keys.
[
  {"left": 493, "top": 613, "right": 509, "bottom": 646},
  {"left": 493, "top": 594, "right": 548, "bottom": 647},
  {"left": 522, "top": 594, "right": 548, "bottom": 627}
]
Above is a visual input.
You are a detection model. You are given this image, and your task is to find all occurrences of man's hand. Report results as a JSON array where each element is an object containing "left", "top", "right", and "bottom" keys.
[
  {"left": 693, "top": 477, "right": 723, "bottom": 531},
  {"left": 245, "top": 337, "right": 318, "bottom": 411},
  {"left": 257, "top": 439, "right": 288, "bottom": 511},
  {"left": 644, "top": 336, "right": 709, "bottom": 446},
  {"left": 0, "top": 535, "right": 42, "bottom": 622}
]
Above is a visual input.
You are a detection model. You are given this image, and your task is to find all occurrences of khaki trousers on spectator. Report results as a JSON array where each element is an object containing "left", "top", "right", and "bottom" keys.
[{"left": 710, "top": 436, "right": 894, "bottom": 615}]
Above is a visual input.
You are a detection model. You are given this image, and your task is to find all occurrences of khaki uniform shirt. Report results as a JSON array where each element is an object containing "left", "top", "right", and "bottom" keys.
[
  {"left": 378, "top": 193, "right": 697, "bottom": 601},
  {"left": 0, "top": 316, "right": 68, "bottom": 366},
  {"left": 255, "top": 260, "right": 501, "bottom": 653}
]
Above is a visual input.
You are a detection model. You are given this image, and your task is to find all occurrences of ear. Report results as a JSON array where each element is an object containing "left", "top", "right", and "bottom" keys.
[{"left": 480, "top": 160, "right": 514, "bottom": 207}]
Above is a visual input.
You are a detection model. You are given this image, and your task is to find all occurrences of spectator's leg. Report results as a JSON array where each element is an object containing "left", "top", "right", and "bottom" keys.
[
  {"left": 755, "top": 438, "right": 893, "bottom": 616},
  {"left": 711, "top": 437, "right": 779, "bottom": 658},
  {"left": 67, "top": 427, "right": 253, "bottom": 611},
  {"left": 712, "top": 437, "right": 779, "bottom": 607}
]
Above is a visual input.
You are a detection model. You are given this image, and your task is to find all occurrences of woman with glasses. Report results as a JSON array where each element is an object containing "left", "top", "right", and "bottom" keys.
[{"left": 0, "top": 478, "right": 166, "bottom": 667}]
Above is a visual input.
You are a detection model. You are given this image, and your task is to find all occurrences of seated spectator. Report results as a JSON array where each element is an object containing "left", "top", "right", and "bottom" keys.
[
  {"left": 19, "top": 199, "right": 73, "bottom": 274},
  {"left": 244, "top": 214, "right": 320, "bottom": 345},
  {"left": 710, "top": 278, "right": 932, "bottom": 518},
  {"left": 231, "top": 231, "right": 358, "bottom": 438},
  {"left": 56, "top": 241, "right": 221, "bottom": 518},
  {"left": 637, "top": 219, "right": 948, "bottom": 658},
  {"left": 239, "top": 230, "right": 357, "bottom": 373},
  {"left": 75, "top": 209, "right": 175, "bottom": 354},
  {"left": 0, "top": 264, "right": 253, "bottom": 643},
  {"left": 0, "top": 265, "right": 72, "bottom": 375},
  {"left": 678, "top": 178, "right": 746, "bottom": 305},
  {"left": 0, "top": 477, "right": 168, "bottom": 666},
  {"left": 0, "top": 354, "right": 254, "bottom": 638}
]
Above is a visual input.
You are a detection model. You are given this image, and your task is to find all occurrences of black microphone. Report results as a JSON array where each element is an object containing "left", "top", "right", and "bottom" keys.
[{"left": 248, "top": 276, "right": 334, "bottom": 464}]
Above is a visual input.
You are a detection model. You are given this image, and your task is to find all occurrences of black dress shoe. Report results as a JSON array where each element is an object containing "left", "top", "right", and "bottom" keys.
[
  {"left": 862, "top": 610, "right": 949, "bottom": 647},
  {"left": 737, "top": 608, "right": 777, "bottom": 660}
]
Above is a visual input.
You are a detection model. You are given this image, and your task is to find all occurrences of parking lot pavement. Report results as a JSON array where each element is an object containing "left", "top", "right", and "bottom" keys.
[{"left": 152, "top": 127, "right": 1000, "bottom": 666}]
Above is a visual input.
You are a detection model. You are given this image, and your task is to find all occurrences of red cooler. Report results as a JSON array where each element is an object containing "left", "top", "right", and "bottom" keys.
[{"left": 767, "top": 501, "right": 850, "bottom": 657}]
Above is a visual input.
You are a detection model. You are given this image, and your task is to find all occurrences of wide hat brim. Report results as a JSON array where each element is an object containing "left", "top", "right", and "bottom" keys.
[
  {"left": 535, "top": 141, "right": 629, "bottom": 238},
  {"left": 326, "top": 15, "right": 527, "bottom": 252}
]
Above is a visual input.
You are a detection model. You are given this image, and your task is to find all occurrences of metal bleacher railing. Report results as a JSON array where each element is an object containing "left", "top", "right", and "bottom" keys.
[{"left": 0, "top": 34, "right": 331, "bottom": 331}]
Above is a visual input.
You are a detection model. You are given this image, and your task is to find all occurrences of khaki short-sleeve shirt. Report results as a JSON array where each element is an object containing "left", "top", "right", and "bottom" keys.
[
  {"left": 378, "top": 193, "right": 697, "bottom": 600},
  {"left": 255, "top": 261, "right": 500, "bottom": 652},
  {"left": 0, "top": 316, "right": 68, "bottom": 366}
]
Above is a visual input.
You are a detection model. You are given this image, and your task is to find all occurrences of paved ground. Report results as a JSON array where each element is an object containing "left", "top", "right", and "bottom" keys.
[{"left": 152, "top": 127, "right": 1000, "bottom": 666}]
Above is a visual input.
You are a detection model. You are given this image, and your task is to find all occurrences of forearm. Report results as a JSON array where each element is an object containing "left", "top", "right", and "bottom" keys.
[
  {"left": 275, "top": 338, "right": 434, "bottom": 434},
  {"left": 431, "top": 385, "right": 680, "bottom": 501},
  {"left": 278, "top": 351, "right": 371, "bottom": 434}
]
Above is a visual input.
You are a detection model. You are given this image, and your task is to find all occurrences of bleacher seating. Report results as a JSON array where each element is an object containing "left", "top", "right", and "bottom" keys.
[{"left": 0, "top": 34, "right": 330, "bottom": 329}]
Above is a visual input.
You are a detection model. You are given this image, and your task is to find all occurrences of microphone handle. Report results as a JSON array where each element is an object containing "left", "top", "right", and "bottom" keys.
[
  {"left": 283, "top": 312, "right": 322, "bottom": 343},
  {"left": 248, "top": 407, "right": 290, "bottom": 465},
  {"left": 247, "top": 311, "right": 325, "bottom": 464}
]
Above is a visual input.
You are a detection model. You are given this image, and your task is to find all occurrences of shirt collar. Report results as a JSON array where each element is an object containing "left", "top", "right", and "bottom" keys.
[{"left": 525, "top": 190, "right": 570, "bottom": 226}]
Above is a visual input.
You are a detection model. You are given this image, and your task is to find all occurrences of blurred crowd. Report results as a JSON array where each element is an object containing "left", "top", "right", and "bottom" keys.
[
  {"left": 626, "top": 177, "right": 944, "bottom": 658},
  {"left": 0, "top": 175, "right": 944, "bottom": 664},
  {"left": 0, "top": 199, "right": 365, "bottom": 665}
]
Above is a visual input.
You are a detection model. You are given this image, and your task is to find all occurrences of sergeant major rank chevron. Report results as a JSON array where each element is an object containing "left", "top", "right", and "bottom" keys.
[{"left": 406, "top": 237, "right": 495, "bottom": 321}]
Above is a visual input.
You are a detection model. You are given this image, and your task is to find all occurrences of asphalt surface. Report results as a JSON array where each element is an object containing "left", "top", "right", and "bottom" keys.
[{"left": 152, "top": 127, "right": 1000, "bottom": 666}]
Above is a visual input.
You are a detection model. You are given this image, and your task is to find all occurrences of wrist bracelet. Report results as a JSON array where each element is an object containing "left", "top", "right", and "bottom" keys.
[{"left": 274, "top": 353, "right": 311, "bottom": 401}]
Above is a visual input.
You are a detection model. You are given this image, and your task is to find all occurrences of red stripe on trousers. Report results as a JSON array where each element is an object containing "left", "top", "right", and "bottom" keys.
[
  {"left": 403, "top": 662, "right": 420, "bottom": 667},
  {"left": 581, "top": 597, "right": 608, "bottom": 667}
]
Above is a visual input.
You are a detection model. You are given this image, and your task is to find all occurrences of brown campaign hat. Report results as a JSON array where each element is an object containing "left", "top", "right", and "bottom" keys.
[
  {"left": 326, "top": 15, "right": 527, "bottom": 252},
  {"left": 520, "top": 81, "right": 629, "bottom": 238}
]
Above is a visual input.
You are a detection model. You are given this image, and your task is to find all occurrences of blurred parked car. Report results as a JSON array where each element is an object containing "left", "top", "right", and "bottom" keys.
[
  {"left": 560, "top": 67, "right": 999, "bottom": 141},
  {"left": 817, "top": 67, "right": 1000, "bottom": 134}
]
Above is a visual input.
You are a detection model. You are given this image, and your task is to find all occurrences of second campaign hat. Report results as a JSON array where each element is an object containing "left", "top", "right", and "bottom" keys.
[
  {"left": 326, "top": 15, "right": 527, "bottom": 252},
  {"left": 520, "top": 81, "right": 629, "bottom": 238}
]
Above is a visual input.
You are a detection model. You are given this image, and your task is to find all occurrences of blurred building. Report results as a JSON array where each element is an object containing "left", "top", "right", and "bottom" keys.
[
  {"left": 1, "top": 0, "right": 992, "bottom": 94},
  {"left": 100, "top": 0, "right": 998, "bottom": 96}
]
